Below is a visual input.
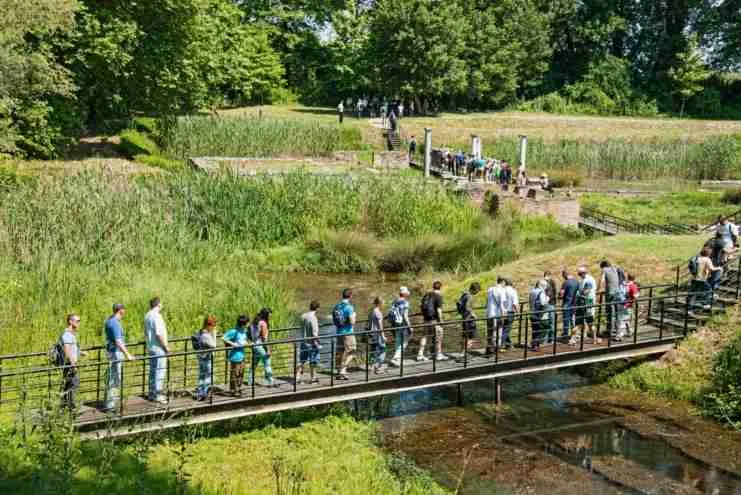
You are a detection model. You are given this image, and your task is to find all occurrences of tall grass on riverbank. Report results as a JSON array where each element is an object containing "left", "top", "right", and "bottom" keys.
[
  {"left": 469, "top": 135, "right": 741, "bottom": 180},
  {"left": 163, "top": 116, "right": 363, "bottom": 158}
]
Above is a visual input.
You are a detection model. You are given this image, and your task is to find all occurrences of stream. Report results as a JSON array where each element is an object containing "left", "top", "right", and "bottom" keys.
[{"left": 282, "top": 272, "right": 741, "bottom": 495}]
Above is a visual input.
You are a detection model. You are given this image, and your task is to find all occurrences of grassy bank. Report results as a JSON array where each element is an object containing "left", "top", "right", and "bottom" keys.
[
  {"left": 580, "top": 191, "right": 732, "bottom": 226},
  {"left": 610, "top": 306, "right": 741, "bottom": 427},
  {"left": 0, "top": 411, "right": 447, "bottom": 495},
  {"left": 445, "top": 234, "right": 703, "bottom": 299}
]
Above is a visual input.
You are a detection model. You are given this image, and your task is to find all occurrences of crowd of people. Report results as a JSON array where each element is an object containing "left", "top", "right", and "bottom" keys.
[{"left": 46, "top": 215, "right": 740, "bottom": 414}]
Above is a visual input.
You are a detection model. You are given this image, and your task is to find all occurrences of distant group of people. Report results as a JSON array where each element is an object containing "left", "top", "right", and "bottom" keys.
[{"left": 337, "top": 97, "right": 414, "bottom": 128}]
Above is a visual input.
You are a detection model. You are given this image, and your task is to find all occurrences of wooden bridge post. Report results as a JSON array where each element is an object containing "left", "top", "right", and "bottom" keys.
[
  {"left": 518, "top": 135, "right": 528, "bottom": 171},
  {"left": 456, "top": 383, "right": 464, "bottom": 406},
  {"left": 493, "top": 378, "right": 502, "bottom": 405},
  {"left": 424, "top": 128, "right": 432, "bottom": 177}
]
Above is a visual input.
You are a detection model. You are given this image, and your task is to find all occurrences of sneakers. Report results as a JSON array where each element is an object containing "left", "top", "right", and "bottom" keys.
[
  {"left": 336, "top": 373, "right": 350, "bottom": 381},
  {"left": 390, "top": 358, "right": 401, "bottom": 367},
  {"left": 416, "top": 354, "right": 429, "bottom": 362},
  {"left": 435, "top": 353, "right": 449, "bottom": 361},
  {"left": 152, "top": 395, "right": 168, "bottom": 405}
]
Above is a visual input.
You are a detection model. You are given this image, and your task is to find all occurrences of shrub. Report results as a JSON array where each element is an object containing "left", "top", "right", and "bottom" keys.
[
  {"left": 536, "top": 170, "right": 584, "bottom": 188},
  {"left": 118, "top": 129, "right": 160, "bottom": 157},
  {"left": 132, "top": 116, "right": 158, "bottom": 135},
  {"left": 134, "top": 154, "right": 184, "bottom": 172},
  {"left": 721, "top": 188, "right": 741, "bottom": 205},
  {"left": 704, "top": 331, "right": 741, "bottom": 424}
]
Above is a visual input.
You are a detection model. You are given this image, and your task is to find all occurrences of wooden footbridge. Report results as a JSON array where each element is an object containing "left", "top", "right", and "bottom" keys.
[{"left": 1, "top": 260, "right": 739, "bottom": 438}]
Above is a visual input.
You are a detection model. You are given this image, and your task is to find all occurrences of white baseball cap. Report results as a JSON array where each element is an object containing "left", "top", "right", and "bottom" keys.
[{"left": 399, "top": 286, "right": 410, "bottom": 295}]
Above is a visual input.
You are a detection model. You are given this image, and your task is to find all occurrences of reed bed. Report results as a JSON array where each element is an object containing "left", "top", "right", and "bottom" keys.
[
  {"left": 436, "top": 135, "right": 741, "bottom": 180},
  {"left": 163, "top": 116, "right": 363, "bottom": 158}
]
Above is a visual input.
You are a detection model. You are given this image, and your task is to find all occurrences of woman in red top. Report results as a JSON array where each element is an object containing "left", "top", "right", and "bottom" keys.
[{"left": 622, "top": 274, "right": 640, "bottom": 338}]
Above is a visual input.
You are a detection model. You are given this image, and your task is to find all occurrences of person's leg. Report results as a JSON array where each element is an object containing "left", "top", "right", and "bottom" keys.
[
  {"left": 417, "top": 325, "right": 428, "bottom": 359},
  {"left": 105, "top": 352, "right": 122, "bottom": 411},
  {"left": 340, "top": 336, "right": 356, "bottom": 374},
  {"left": 263, "top": 353, "right": 273, "bottom": 386},
  {"left": 562, "top": 306, "right": 572, "bottom": 339},
  {"left": 435, "top": 324, "right": 446, "bottom": 358},
  {"left": 392, "top": 326, "right": 403, "bottom": 361},
  {"left": 153, "top": 347, "right": 167, "bottom": 400},
  {"left": 486, "top": 318, "right": 494, "bottom": 354},
  {"left": 229, "top": 362, "right": 238, "bottom": 393},
  {"left": 502, "top": 313, "right": 513, "bottom": 348},
  {"left": 375, "top": 342, "right": 386, "bottom": 372},
  {"left": 62, "top": 368, "right": 79, "bottom": 411}
]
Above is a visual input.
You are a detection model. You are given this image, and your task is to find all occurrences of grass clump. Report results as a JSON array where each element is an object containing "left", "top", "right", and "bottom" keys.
[
  {"left": 118, "top": 129, "right": 160, "bottom": 157},
  {"left": 580, "top": 191, "right": 729, "bottom": 225},
  {"left": 164, "top": 116, "right": 363, "bottom": 158},
  {"left": 721, "top": 188, "right": 741, "bottom": 206}
]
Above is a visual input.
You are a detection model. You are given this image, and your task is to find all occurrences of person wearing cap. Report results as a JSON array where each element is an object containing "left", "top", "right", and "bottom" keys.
[
  {"left": 334, "top": 289, "right": 357, "bottom": 380},
  {"left": 103, "top": 303, "right": 134, "bottom": 412},
  {"left": 144, "top": 296, "right": 170, "bottom": 404},
  {"left": 389, "top": 287, "right": 413, "bottom": 366}
]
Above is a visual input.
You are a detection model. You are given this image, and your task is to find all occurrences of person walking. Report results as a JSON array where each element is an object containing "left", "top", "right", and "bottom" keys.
[
  {"left": 457, "top": 282, "right": 482, "bottom": 350},
  {"left": 195, "top": 315, "right": 217, "bottom": 401},
  {"left": 223, "top": 315, "right": 250, "bottom": 396},
  {"left": 543, "top": 271, "right": 558, "bottom": 343},
  {"left": 621, "top": 274, "right": 640, "bottom": 338},
  {"left": 144, "top": 297, "right": 169, "bottom": 404},
  {"left": 297, "top": 301, "right": 321, "bottom": 384},
  {"left": 573, "top": 267, "right": 599, "bottom": 345},
  {"left": 104, "top": 303, "right": 134, "bottom": 412},
  {"left": 421, "top": 280, "right": 447, "bottom": 362},
  {"left": 689, "top": 246, "right": 722, "bottom": 310},
  {"left": 337, "top": 101, "right": 344, "bottom": 124},
  {"left": 250, "top": 308, "right": 276, "bottom": 387},
  {"left": 60, "top": 313, "right": 85, "bottom": 411},
  {"left": 560, "top": 270, "right": 579, "bottom": 341},
  {"left": 408, "top": 135, "right": 417, "bottom": 163},
  {"left": 333, "top": 289, "right": 357, "bottom": 380},
  {"left": 389, "top": 287, "right": 413, "bottom": 365},
  {"left": 529, "top": 280, "right": 549, "bottom": 351},
  {"left": 485, "top": 277, "right": 506, "bottom": 355},
  {"left": 501, "top": 279, "right": 519, "bottom": 350},
  {"left": 368, "top": 297, "right": 387, "bottom": 374},
  {"left": 715, "top": 216, "right": 738, "bottom": 249},
  {"left": 598, "top": 261, "right": 622, "bottom": 340}
]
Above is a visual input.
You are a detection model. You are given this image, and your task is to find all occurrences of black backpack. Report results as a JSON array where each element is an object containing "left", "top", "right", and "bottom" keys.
[
  {"left": 456, "top": 292, "right": 469, "bottom": 316},
  {"left": 688, "top": 255, "right": 700, "bottom": 277},
  {"left": 190, "top": 332, "right": 203, "bottom": 351},
  {"left": 332, "top": 302, "right": 350, "bottom": 328},
  {"left": 47, "top": 340, "right": 65, "bottom": 367},
  {"left": 421, "top": 292, "right": 437, "bottom": 320}
]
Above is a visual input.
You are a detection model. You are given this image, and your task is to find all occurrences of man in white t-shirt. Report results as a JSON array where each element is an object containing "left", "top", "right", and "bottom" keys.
[
  {"left": 485, "top": 277, "right": 507, "bottom": 355},
  {"left": 501, "top": 279, "right": 519, "bottom": 350},
  {"left": 144, "top": 297, "right": 169, "bottom": 404}
]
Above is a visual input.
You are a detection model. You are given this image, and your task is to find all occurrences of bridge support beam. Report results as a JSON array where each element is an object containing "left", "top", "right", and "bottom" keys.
[
  {"left": 424, "top": 127, "right": 432, "bottom": 177},
  {"left": 456, "top": 383, "right": 463, "bottom": 406},
  {"left": 518, "top": 134, "right": 528, "bottom": 172}
]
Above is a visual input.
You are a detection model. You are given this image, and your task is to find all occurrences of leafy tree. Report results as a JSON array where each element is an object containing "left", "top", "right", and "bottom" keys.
[
  {"left": 0, "top": 0, "right": 78, "bottom": 157},
  {"left": 668, "top": 35, "right": 711, "bottom": 117},
  {"left": 366, "top": 0, "right": 467, "bottom": 110}
]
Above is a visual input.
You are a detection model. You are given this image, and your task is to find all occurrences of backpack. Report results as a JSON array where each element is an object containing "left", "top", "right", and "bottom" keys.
[
  {"left": 190, "top": 332, "right": 203, "bottom": 351},
  {"left": 530, "top": 288, "right": 546, "bottom": 313},
  {"left": 688, "top": 255, "right": 700, "bottom": 277},
  {"left": 48, "top": 340, "right": 64, "bottom": 367},
  {"left": 421, "top": 292, "right": 437, "bottom": 320},
  {"left": 332, "top": 302, "right": 350, "bottom": 328},
  {"left": 456, "top": 292, "right": 469, "bottom": 316},
  {"left": 387, "top": 300, "right": 405, "bottom": 326},
  {"left": 616, "top": 267, "right": 627, "bottom": 286}
]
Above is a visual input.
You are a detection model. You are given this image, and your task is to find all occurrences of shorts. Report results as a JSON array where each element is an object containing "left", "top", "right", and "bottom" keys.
[
  {"left": 299, "top": 342, "right": 321, "bottom": 365},
  {"left": 423, "top": 320, "right": 444, "bottom": 341},
  {"left": 462, "top": 318, "right": 478, "bottom": 339},
  {"left": 575, "top": 307, "right": 594, "bottom": 326},
  {"left": 340, "top": 334, "right": 357, "bottom": 352}
]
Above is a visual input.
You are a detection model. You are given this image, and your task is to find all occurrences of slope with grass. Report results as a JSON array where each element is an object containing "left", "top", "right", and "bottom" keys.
[{"left": 445, "top": 234, "right": 703, "bottom": 298}]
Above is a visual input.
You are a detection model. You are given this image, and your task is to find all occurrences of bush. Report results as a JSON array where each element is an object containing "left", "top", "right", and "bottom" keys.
[
  {"left": 118, "top": 129, "right": 160, "bottom": 157},
  {"left": 132, "top": 117, "right": 158, "bottom": 135},
  {"left": 134, "top": 154, "right": 184, "bottom": 172},
  {"left": 721, "top": 188, "right": 741, "bottom": 205},
  {"left": 704, "top": 331, "right": 741, "bottom": 425},
  {"left": 536, "top": 170, "right": 584, "bottom": 188}
]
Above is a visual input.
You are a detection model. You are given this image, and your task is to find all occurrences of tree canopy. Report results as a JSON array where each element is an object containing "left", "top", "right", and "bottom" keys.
[{"left": 1, "top": 0, "right": 741, "bottom": 158}]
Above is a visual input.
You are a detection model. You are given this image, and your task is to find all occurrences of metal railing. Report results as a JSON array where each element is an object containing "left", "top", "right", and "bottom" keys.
[
  {"left": 580, "top": 207, "right": 697, "bottom": 236},
  {"left": 0, "top": 289, "right": 722, "bottom": 422}
]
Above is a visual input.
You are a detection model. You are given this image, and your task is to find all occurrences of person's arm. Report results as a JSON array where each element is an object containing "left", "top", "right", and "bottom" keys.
[
  {"left": 63, "top": 342, "right": 77, "bottom": 367},
  {"left": 311, "top": 318, "right": 320, "bottom": 346},
  {"left": 223, "top": 331, "right": 236, "bottom": 347},
  {"left": 349, "top": 309, "right": 357, "bottom": 326},
  {"left": 115, "top": 339, "right": 134, "bottom": 360},
  {"left": 436, "top": 299, "right": 444, "bottom": 323},
  {"left": 597, "top": 274, "right": 604, "bottom": 293},
  {"left": 155, "top": 315, "right": 169, "bottom": 353}
]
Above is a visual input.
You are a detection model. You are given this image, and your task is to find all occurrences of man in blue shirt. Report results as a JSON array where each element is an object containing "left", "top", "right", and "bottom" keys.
[
  {"left": 334, "top": 288, "right": 356, "bottom": 380},
  {"left": 104, "top": 303, "right": 134, "bottom": 412},
  {"left": 223, "top": 315, "right": 250, "bottom": 396}
]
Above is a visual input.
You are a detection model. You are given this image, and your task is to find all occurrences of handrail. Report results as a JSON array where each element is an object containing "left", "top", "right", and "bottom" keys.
[
  {"left": 701, "top": 207, "right": 741, "bottom": 232},
  {"left": 580, "top": 207, "right": 697, "bottom": 236}
]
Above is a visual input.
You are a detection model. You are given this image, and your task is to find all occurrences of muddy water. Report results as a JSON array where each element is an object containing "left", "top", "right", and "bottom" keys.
[
  {"left": 282, "top": 272, "right": 741, "bottom": 494},
  {"left": 376, "top": 375, "right": 741, "bottom": 495}
]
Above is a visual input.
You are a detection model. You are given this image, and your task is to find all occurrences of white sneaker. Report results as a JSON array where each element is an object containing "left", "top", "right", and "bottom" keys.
[
  {"left": 435, "top": 353, "right": 449, "bottom": 361},
  {"left": 416, "top": 355, "right": 429, "bottom": 362},
  {"left": 390, "top": 358, "right": 401, "bottom": 367},
  {"left": 155, "top": 395, "right": 168, "bottom": 405}
]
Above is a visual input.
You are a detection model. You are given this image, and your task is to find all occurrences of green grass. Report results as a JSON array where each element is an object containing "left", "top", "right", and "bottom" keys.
[
  {"left": 580, "top": 191, "right": 734, "bottom": 226},
  {"left": 164, "top": 116, "right": 363, "bottom": 158},
  {"left": 0, "top": 412, "right": 448, "bottom": 495}
]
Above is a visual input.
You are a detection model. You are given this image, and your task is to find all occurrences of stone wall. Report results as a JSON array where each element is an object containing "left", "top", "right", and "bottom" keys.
[{"left": 373, "top": 151, "right": 408, "bottom": 169}]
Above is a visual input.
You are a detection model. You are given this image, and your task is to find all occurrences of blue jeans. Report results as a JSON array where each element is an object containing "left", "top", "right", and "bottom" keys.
[
  {"left": 374, "top": 340, "right": 387, "bottom": 366},
  {"left": 393, "top": 326, "right": 410, "bottom": 358},
  {"left": 249, "top": 345, "right": 273, "bottom": 386},
  {"left": 148, "top": 347, "right": 167, "bottom": 400},
  {"left": 105, "top": 350, "right": 123, "bottom": 410},
  {"left": 501, "top": 312, "right": 514, "bottom": 347},
  {"left": 546, "top": 305, "right": 556, "bottom": 341},
  {"left": 562, "top": 305, "right": 575, "bottom": 337},
  {"left": 196, "top": 355, "right": 212, "bottom": 399},
  {"left": 690, "top": 280, "right": 713, "bottom": 308},
  {"left": 605, "top": 293, "right": 621, "bottom": 336},
  {"left": 709, "top": 270, "right": 722, "bottom": 291},
  {"left": 299, "top": 342, "right": 320, "bottom": 366}
]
